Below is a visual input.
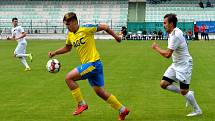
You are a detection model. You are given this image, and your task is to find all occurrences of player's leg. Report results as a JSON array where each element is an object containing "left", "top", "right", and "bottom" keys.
[
  {"left": 66, "top": 61, "right": 106, "bottom": 115},
  {"left": 65, "top": 67, "right": 87, "bottom": 115},
  {"left": 92, "top": 86, "right": 129, "bottom": 120},
  {"left": 176, "top": 60, "right": 202, "bottom": 116},
  {"left": 160, "top": 77, "right": 180, "bottom": 94},
  {"left": 20, "top": 57, "right": 30, "bottom": 70},
  {"left": 181, "top": 84, "right": 202, "bottom": 116},
  {"left": 25, "top": 42, "right": 33, "bottom": 62},
  {"left": 161, "top": 65, "right": 180, "bottom": 94},
  {"left": 15, "top": 43, "right": 32, "bottom": 62},
  {"left": 14, "top": 43, "right": 31, "bottom": 70},
  {"left": 15, "top": 44, "right": 31, "bottom": 58},
  {"left": 179, "top": 83, "right": 202, "bottom": 116},
  {"left": 87, "top": 60, "right": 129, "bottom": 120}
]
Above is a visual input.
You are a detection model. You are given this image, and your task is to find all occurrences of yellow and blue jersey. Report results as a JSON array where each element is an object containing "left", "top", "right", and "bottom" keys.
[
  {"left": 66, "top": 24, "right": 104, "bottom": 87},
  {"left": 66, "top": 24, "right": 100, "bottom": 64}
]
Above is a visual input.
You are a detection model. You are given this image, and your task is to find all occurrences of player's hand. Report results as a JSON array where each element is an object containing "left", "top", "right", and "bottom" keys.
[
  {"left": 48, "top": 52, "right": 55, "bottom": 58},
  {"left": 7, "top": 37, "right": 17, "bottom": 41},
  {"left": 115, "top": 36, "right": 122, "bottom": 43},
  {"left": 152, "top": 42, "right": 159, "bottom": 50},
  {"left": 6, "top": 36, "right": 10, "bottom": 40}
]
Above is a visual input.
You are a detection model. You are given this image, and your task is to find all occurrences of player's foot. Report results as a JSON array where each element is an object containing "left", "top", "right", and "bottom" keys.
[
  {"left": 72, "top": 104, "right": 88, "bottom": 115},
  {"left": 185, "top": 100, "right": 189, "bottom": 108},
  {"left": 28, "top": 53, "right": 33, "bottom": 62},
  {"left": 25, "top": 67, "right": 31, "bottom": 71},
  {"left": 186, "top": 91, "right": 194, "bottom": 108},
  {"left": 186, "top": 109, "right": 202, "bottom": 117},
  {"left": 118, "top": 108, "right": 130, "bottom": 120}
]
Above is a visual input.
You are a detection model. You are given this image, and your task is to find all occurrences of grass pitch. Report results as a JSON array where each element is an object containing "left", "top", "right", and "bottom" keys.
[{"left": 0, "top": 39, "right": 215, "bottom": 121}]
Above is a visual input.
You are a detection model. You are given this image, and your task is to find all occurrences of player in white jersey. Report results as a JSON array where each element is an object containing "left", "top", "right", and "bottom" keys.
[
  {"left": 152, "top": 14, "right": 202, "bottom": 117},
  {"left": 7, "top": 18, "right": 32, "bottom": 71}
]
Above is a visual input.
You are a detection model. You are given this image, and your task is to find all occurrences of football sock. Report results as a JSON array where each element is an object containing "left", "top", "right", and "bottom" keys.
[
  {"left": 106, "top": 94, "right": 123, "bottom": 111},
  {"left": 166, "top": 84, "right": 180, "bottom": 94},
  {"left": 16, "top": 54, "right": 29, "bottom": 58},
  {"left": 20, "top": 57, "right": 30, "bottom": 68},
  {"left": 79, "top": 100, "right": 86, "bottom": 106},
  {"left": 71, "top": 87, "right": 85, "bottom": 105},
  {"left": 119, "top": 106, "right": 126, "bottom": 113},
  {"left": 184, "top": 91, "right": 200, "bottom": 110}
]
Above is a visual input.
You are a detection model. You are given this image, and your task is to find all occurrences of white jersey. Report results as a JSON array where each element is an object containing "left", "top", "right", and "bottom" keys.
[
  {"left": 168, "top": 27, "right": 192, "bottom": 64},
  {"left": 11, "top": 26, "right": 26, "bottom": 43}
]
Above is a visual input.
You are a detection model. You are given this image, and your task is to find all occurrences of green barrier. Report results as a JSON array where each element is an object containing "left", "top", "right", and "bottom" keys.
[{"left": 127, "top": 22, "right": 194, "bottom": 33}]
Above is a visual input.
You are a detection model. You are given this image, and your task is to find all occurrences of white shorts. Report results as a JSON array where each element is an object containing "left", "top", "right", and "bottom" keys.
[
  {"left": 163, "top": 59, "right": 193, "bottom": 84},
  {"left": 14, "top": 42, "right": 27, "bottom": 54}
]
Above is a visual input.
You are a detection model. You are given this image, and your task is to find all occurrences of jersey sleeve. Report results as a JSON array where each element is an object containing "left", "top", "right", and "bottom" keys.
[
  {"left": 11, "top": 29, "right": 14, "bottom": 37},
  {"left": 83, "top": 24, "right": 98, "bottom": 34},
  {"left": 65, "top": 33, "right": 72, "bottom": 45},
  {"left": 18, "top": 26, "right": 25, "bottom": 33},
  {"left": 168, "top": 36, "right": 180, "bottom": 50}
]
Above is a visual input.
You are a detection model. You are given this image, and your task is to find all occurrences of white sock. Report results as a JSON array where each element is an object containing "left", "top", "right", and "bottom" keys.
[
  {"left": 184, "top": 91, "right": 201, "bottom": 111},
  {"left": 79, "top": 100, "right": 86, "bottom": 106},
  {"left": 20, "top": 57, "right": 30, "bottom": 68},
  {"left": 119, "top": 106, "right": 126, "bottom": 113},
  {"left": 166, "top": 84, "right": 180, "bottom": 94},
  {"left": 16, "top": 54, "right": 29, "bottom": 58}
]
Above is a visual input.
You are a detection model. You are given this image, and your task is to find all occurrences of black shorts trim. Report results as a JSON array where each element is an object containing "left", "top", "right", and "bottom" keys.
[
  {"left": 162, "top": 76, "right": 175, "bottom": 84},
  {"left": 180, "top": 81, "right": 189, "bottom": 89}
]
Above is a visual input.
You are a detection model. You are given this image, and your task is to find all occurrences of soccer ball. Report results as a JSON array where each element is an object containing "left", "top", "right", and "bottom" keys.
[{"left": 46, "top": 59, "right": 61, "bottom": 73}]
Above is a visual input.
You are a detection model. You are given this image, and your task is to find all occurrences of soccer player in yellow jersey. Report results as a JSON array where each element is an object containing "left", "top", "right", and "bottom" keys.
[{"left": 48, "top": 12, "right": 129, "bottom": 120}]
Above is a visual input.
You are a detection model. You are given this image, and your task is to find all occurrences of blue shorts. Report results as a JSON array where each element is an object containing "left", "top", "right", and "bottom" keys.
[{"left": 76, "top": 60, "right": 104, "bottom": 87}]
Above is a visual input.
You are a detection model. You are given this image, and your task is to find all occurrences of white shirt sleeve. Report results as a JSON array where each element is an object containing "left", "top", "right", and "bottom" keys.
[
  {"left": 18, "top": 26, "right": 25, "bottom": 33},
  {"left": 168, "top": 36, "right": 180, "bottom": 50},
  {"left": 11, "top": 29, "right": 14, "bottom": 37}
]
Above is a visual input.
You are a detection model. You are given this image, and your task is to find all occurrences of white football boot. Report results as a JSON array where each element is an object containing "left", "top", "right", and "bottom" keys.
[{"left": 186, "top": 109, "right": 202, "bottom": 117}]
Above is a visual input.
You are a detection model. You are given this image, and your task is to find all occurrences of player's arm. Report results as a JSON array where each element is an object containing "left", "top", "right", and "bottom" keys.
[
  {"left": 6, "top": 35, "right": 16, "bottom": 40},
  {"left": 7, "top": 32, "right": 26, "bottom": 41},
  {"left": 48, "top": 44, "right": 72, "bottom": 58},
  {"left": 16, "top": 32, "right": 26, "bottom": 40},
  {"left": 97, "top": 24, "right": 121, "bottom": 43},
  {"left": 152, "top": 42, "right": 173, "bottom": 58}
]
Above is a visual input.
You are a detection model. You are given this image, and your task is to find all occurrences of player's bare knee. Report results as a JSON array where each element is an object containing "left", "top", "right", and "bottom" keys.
[
  {"left": 160, "top": 81, "right": 167, "bottom": 89},
  {"left": 160, "top": 84, "right": 167, "bottom": 89},
  {"left": 180, "top": 89, "right": 189, "bottom": 95},
  {"left": 65, "top": 75, "right": 69, "bottom": 81},
  {"left": 65, "top": 76, "right": 79, "bottom": 90},
  {"left": 179, "top": 82, "right": 189, "bottom": 95},
  {"left": 94, "top": 87, "right": 109, "bottom": 100},
  {"left": 65, "top": 74, "right": 74, "bottom": 83}
]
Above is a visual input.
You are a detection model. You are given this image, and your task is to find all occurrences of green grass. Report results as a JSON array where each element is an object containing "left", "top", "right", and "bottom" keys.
[{"left": 0, "top": 39, "right": 215, "bottom": 121}]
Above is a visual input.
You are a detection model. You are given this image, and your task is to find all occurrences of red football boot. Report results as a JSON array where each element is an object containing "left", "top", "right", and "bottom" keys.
[
  {"left": 73, "top": 104, "right": 88, "bottom": 115},
  {"left": 118, "top": 108, "right": 130, "bottom": 120}
]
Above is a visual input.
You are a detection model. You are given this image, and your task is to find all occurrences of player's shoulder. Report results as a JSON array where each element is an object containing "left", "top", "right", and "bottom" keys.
[
  {"left": 80, "top": 24, "right": 98, "bottom": 28},
  {"left": 16, "top": 25, "right": 23, "bottom": 28},
  {"left": 66, "top": 30, "right": 73, "bottom": 37},
  {"left": 172, "top": 28, "right": 183, "bottom": 37},
  {"left": 12, "top": 26, "right": 19, "bottom": 31},
  {"left": 11, "top": 27, "right": 15, "bottom": 31},
  {"left": 14, "top": 26, "right": 24, "bottom": 31}
]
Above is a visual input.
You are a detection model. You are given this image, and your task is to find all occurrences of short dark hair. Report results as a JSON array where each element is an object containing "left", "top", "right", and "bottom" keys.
[
  {"left": 164, "top": 13, "right": 177, "bottom": 27},
  {"left": 63, "top": 12, "right": 77, "bottom": 23},
  {"left": 12, "top": 17, "right": 18, "bottom": 22}
]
